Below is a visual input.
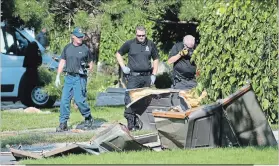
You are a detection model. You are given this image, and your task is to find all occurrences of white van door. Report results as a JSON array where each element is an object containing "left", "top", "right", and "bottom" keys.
[{"left": 0, "top": 27, "right": 28, "bottom": 97}]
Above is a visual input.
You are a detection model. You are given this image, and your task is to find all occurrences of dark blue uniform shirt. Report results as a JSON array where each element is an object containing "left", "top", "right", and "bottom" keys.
[{"left": 118, "top": 38, "right": 159, "bottom": 72}]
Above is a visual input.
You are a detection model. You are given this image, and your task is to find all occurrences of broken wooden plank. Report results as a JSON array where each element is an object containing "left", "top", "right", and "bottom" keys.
[
  {"left": 10, "top": 148, "right": 42, "bottom": 160},
  {"left": 43, "top": 144, "right": 86, "bottom": 158},
  {"left": 152, "top": 111, "right": 187, "bottom": 119}
]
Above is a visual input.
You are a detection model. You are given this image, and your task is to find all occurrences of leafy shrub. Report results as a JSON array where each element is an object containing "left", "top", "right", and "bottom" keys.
[
  {"left": 87, "top": 72, "right": 117, "bottom": 105},
  {"left": 38, "top": 66, "right": 62, "bottom": 98},
  {"left": 99, "top": 0, "right": 169, "bottom": 65},
  {"left": 192, "top": 0, "right": 278, "bottom": 124}
]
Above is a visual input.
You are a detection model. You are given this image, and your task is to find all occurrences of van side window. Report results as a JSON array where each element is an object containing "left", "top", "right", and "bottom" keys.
[
  {"left": 1, "top": 28, "right": 28, "bottom": 55},
  {"left": 1, "top": 28, "right": 15, "bottom": 54}
]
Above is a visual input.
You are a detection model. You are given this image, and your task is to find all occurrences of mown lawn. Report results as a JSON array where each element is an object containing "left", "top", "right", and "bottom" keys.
[
  {"left": 1, "top": 132, "right": 95, "bottom": 148},
  {"left": 0, "top": 128, "right": 155, "bottom": 148},
  {"left": 21, "top": 147, "right": 278, "bottom": 164},
  {"left": 1, "top": 106, "right": 278, "bottom": 165},
  {"left": 2, "top": 106, "right": 277, "bottom": 131},
  {"left": 1, "top": 106, "right": 125, "bottom": 131}
]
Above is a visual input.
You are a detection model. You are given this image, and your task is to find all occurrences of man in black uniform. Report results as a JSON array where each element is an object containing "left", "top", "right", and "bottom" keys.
[
  {"left": 116, "top": 25, "right": 159, "bottom": 131},
  {"left": 168, "top": 35, "right": 197, "bottom": 89},
  {"left": 55, "top": 27, "right": 94, "bottom": 132}
]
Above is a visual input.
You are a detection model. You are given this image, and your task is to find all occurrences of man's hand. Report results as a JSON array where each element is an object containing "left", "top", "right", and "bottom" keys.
[
  {"left": 55, "top": 74, "right": 61, "bottom": 87},
  {"left": 179, "top": 49, "right": 188, "bottom": 56},
  {"left": 150, "top": 74, "right": 156, "bottom": 85},
  {"left": 121, "top": 66, "right": 131, "bottom": 74}
]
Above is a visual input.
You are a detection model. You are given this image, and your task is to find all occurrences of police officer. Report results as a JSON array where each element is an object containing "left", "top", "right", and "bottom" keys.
[
  {"left": 168, "top": 35, "right": 197, "bottom": 89},
  {"left": 116, "top": 25, "right": 159, "bottom": 131},
  {"left": 55, "top": 27, "right": 94, "bottom": 132}
]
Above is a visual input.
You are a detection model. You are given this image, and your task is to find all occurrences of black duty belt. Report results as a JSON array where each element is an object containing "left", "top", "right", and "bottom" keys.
[
  {"left": 67, "top": 72, "right": 86, "bottom": 77},
  {"left": 130, "top": 71, "right": 152, "bottom": 76}
]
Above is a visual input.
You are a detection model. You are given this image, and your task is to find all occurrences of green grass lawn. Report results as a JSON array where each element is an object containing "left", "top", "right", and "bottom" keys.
[
  {"left": 0, "top": 106, "right": 154, "bottom": 148},
  {"left": 1, "top": 106, "right": 125, "bottom": 131},
  {"left": 0, "top": 127, "right": 154, "bottom": 148},
  {"left": 21, "top": 147, "right": 278, "bottom": 164},
  {"left": 1, "top": 132, "right": 95, "bottom": 148},
  {"left": 1, "top": 106, "right": 278, "bottom": 164},
  {"left": 2, "top": 106, "right": 277, "bottom": 131}
]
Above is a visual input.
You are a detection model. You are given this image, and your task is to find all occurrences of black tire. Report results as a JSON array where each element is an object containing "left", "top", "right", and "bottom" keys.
[{"left": 19, "top": 74, "right": 56, "bottom": 108}]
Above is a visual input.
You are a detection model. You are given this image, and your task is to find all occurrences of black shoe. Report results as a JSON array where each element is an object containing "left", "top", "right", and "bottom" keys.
[
  {"left": 134, "top": 116, "right": 143, "bottom": 130},
  {"left": 126, "top": 116, "right": 142, "bottom": 131},
  {"left": 127, "top": 119, "right": 139, "bottom": 131},
  {"left": 76, "top": 118, "right": 94, "bottom": 130},
  {"left": 56, "top": 122, "right": 68, "bottom": 132}
]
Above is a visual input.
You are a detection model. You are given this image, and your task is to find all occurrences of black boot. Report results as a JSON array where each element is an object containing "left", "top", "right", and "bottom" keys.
[
  {"left": 56, "top": 122, "right": 68, "bottom": 132},
  {"left": 134, "top": 116, "right": 143, "bottom": 130},
  {"left": 76, "top": 115, "right": 94, "bottom": 130},
  {"left": 127, "top": 118, "right": 136, "bottom": 131},
  {"left": 125, "top": 115, "right": 137, "bottom": 131}
]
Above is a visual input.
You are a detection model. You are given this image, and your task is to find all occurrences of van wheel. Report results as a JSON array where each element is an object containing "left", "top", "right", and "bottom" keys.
[
  {"left": 31, "top": 86, "right": 56, "bottom": 107},
  {"left": 19, "top": 76, "right": 56, "bottom": 108}
]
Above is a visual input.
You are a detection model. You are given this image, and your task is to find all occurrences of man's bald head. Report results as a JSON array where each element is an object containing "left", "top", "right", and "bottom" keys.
[{"left": 183, "top": 35, "right": 195, "bottom": 48}]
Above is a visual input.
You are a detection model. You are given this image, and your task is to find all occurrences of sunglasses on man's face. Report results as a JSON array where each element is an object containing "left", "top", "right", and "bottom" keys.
[{"left": 136, "top": 34, "right": 146, "bottom": 37}]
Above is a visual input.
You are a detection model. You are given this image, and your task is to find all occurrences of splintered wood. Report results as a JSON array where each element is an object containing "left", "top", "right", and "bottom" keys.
[
  {"left": 128, "top": 88, "right": 174, "bottom": 102},
  {"left": 128, "top": 88, "right": 207, "bottom": 111},
  {"left": 179, "top": 89, "right": 207, "bottom": 108}
]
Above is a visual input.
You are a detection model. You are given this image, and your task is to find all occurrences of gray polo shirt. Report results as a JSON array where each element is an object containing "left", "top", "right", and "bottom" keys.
[{"left": 61, "top": 43, "right": 94, "bottom": 74}]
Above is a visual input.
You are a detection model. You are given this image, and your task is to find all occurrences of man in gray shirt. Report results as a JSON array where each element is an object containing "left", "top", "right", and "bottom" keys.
[{"left": 55, "top": 27, "right": 94, "bottom": 132}]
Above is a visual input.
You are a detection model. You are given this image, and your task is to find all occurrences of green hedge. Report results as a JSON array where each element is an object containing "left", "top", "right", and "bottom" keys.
[
  {"left": 192, "top": 0, "right": 278, "bottom": 123},
  {"left": 99, "top": 0, "right": 157, "bottom": 65}
]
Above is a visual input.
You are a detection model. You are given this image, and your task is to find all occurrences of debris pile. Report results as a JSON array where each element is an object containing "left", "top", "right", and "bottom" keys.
[
  {"left": 9, "top": 123, "right": 160, "bottom": 160},
  {"left": 6, "top": 83, "right": 277, "bottom": 161}
]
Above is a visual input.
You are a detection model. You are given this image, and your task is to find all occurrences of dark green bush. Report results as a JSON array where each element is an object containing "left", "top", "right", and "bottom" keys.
[{"left": 192, "top": 0, "right": 278, "bottom": 124}]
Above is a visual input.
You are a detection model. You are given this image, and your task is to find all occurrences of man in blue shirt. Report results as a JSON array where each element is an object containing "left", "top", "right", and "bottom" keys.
[{"left": 36, "top": 28, "right": 48, "bottom": 48}]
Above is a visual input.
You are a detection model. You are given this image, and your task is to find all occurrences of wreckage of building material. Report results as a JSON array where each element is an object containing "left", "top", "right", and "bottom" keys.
[
  {"left": 152, "top": 83, "right": 277, "bottom": 149},
  {"left": 90, "top": 123, "right": 151, "bottom": 152},
  {"left": 9, "top": 123, "right": 161, "bottom": 161},
  {"left": 126, "top": 88, "right": 207, "bottom": 130},
  {"left": 8, "top": 84, "right": 277, "bottom": 161}
]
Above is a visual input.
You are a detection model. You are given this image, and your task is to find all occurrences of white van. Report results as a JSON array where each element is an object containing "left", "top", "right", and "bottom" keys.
[{"left": 1, "top": 23, "right": 58, "bottom": 107}]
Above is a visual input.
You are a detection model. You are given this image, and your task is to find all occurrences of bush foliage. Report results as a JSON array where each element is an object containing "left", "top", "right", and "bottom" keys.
[
  {"left": 192, "top": 0, "right": 278, "bottom": 123},
  {"left": 99, "top": 0, "right": 156, "bottom": 64}
]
